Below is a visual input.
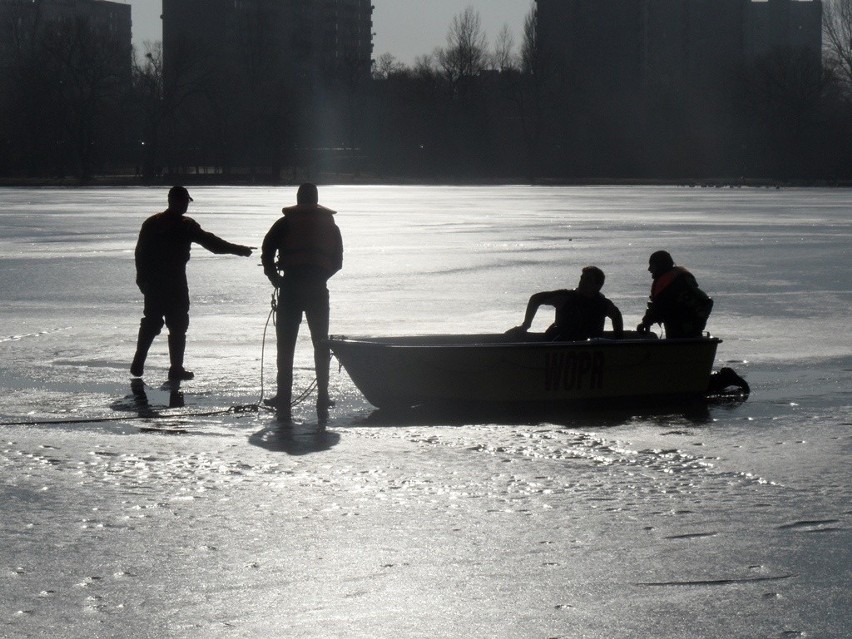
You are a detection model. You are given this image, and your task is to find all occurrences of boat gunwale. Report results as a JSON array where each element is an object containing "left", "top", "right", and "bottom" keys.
[{"left": 328, "top": 334, "right": 722, "bottom": 351}]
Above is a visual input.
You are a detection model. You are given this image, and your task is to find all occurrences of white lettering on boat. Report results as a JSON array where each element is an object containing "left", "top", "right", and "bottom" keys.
[{"left": 544, "top": 351, "right": 604, "bottom": 391}]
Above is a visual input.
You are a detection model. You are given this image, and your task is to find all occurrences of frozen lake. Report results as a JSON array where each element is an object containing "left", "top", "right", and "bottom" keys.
[{"left": 1, "top": 185, "right": 850, "bottom": 637}]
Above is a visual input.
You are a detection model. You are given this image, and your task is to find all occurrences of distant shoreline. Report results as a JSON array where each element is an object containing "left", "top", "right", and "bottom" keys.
[{"left": 1, "top": 175, "right": 850, "bottom": 189}]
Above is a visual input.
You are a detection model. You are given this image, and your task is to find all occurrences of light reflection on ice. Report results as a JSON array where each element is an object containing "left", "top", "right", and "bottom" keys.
[{"left": 0, "top": 186, "right": 850, "bottom": 637}]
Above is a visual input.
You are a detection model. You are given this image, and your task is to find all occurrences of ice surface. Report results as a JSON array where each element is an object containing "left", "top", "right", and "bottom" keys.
[{"left": 1, "top": 185, "right": 850, "bottom": 637}]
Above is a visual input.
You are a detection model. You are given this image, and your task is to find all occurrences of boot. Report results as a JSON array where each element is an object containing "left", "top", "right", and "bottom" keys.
[
  {"left": 264, "top": 387, "right": 292, "bottom": 420},
  {"left": 167, "top": 334, "right": 194, "bottom": 381},
  {"left": 263, "top": 394, "right": 292, "bottom": 411},
  {"left": 316, "top": 390, "right": 335, "bottom": 410},
  {"left": 264, "top": 368, "right": 292, "bottom": 419},
  {"left": 263, "top": 396, "right": 292, "bottom": 423},
  {"left": 131, "top": 326, "right": 157, "bottom": 377}
]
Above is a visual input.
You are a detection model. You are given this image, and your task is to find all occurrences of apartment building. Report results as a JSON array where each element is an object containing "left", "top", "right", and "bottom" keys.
[
  {"left": 535, "top": 0, "right": 822, "bottom": 92},
  {"left": 0, "top": 0, "right": 131, "bottom": 71},
  {"left": 161, "top": 0, "right": 373, "bottom": 86}
]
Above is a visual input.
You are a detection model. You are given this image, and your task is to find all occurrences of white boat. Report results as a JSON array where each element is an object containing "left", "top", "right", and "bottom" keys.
[{"left": 328, "top": 332, "right": 729, "bottom": 410}]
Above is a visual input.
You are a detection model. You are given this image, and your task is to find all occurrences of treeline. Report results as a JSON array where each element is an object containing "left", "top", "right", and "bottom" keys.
[{"left": 2, "top": 4, "right": 852, "bottom": 182}]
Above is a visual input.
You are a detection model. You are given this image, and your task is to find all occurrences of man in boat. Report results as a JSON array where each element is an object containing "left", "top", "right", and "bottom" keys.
[
  {"left": 509, "top": 266, "right": 624, "bottom": 341},
  {"left": 261, "top": 184, "right": 343, "bottom": 421},
  {"left": 131, "top": 186, "right": 253, "bottom": 380},
  {"left": 637, "top": 250, "right": 713, "bottom": 338}
]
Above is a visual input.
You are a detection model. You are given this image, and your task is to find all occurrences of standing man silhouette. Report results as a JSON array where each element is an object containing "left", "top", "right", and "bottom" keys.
[
  {"left": 262, "top": 184, "right": 343, "bottom": 422},
  {"left": 131, "top": 186, "right": 253, "bottom": 380}
]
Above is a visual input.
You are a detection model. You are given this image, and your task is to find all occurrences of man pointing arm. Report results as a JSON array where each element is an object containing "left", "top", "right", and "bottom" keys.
[{"left": 131, "top": 186, "right": 253, "bottom": 381}]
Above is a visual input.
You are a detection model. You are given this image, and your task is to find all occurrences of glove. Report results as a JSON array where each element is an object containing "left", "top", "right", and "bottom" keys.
[
  {"left": 636, "top": 322, "right": 649, "bottom": 333},
  {"left": 237, "top": 245, "right": 253, "bottom": 257}
]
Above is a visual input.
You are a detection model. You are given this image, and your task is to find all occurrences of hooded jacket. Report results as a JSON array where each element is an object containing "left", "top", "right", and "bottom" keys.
[{"left": 261, "top": 204, "right": 343, "bottom": 282}]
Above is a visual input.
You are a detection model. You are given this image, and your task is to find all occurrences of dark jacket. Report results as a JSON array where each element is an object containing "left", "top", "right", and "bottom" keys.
[
  {"left": 546, "top": 290, "right": 619, "bottom": 341},
  {"left": 642, "top": 267, "right": 713, "bottom": 338},
  {"left": 135, "top": 211, "right": 248, "bottom": 293}
]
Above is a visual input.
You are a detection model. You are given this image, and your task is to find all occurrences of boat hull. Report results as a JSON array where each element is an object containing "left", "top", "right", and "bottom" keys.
[{"left": 328, "top": 333, "right": 721, "bottom": 409}]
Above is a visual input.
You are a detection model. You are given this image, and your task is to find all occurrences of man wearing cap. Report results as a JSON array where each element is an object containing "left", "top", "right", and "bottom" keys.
[
  {"left": 261, "top": 183, "right": 343, "bottom": 422},
  {"left": 637, "top": 250, "right": 713, "bottom": 338},
  {"left": 131, "top": 186, "right": 253, "bottom": 380}
]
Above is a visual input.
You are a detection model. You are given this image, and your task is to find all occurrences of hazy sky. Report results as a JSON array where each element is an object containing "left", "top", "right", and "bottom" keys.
[{"left": 127, "top": 1, "right": 533, "bottom": 64}]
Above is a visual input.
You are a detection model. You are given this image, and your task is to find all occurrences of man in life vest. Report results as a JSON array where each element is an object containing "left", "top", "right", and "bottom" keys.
[
  {"left": 637, "top": 250, "right": 713, "bottom": 338},
  {"left": 132, "top": 186, "right": 253, "bottom": 380},
  {"left": 261, "top": 184, "right": 343, "bottom": 422},
  {"left": 508, "top": 266, "right": 624, "bottom": 341}
]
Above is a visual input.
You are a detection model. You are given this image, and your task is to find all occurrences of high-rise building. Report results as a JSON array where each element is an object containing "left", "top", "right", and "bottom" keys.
[
  {"left": 641, "top": 0, "right": 747, "bottom": 90},
  {"left": 535, "top": 0, "right": 822, "bottom": 92},
  {"left": 159, "top": 1, "right": 373, "bottom": 172},
  {"left": 531, "top": 0, "right": 824, "bottom": 176},
  {"left": 535, "top": 0, "right": 645, "bottom": 98},
  {"left": 0, "top": 0, "right": 132, "bottom": 177},
  {"left": 0, "top": 0, "right": 131, "bottom": 72},
  {"left": 162, "top": 0, "right": 374, "bottom": 87},
  {"left": 747, "top": 0, "right": 823, "bottom": 67}
]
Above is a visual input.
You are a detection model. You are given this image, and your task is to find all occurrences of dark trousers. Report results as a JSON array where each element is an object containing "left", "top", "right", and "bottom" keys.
[
  {"left": 275, "top": 280, "right": 330, "bottom": 405},
  {"left": 134, "top": 285, "right": 190, "bottom": 373},
  {"left": 140, "top": 286, "right": 190, "bottom": 337}
]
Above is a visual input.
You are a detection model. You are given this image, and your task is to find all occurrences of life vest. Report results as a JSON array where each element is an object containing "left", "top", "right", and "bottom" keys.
[
  {"left": 648, "top": 266, "right": 713, "bottom": 336},
  {"left": 651, "top": 266, "right": 690, "bottom": 300},
  {"left": 277, "top": 204, "right": 340, "bottom": 274}
]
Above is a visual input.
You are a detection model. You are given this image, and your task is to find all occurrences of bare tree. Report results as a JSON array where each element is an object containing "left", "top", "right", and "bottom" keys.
[
  {"left": 373, "top": 52, "right": 406, "bottom": 80},
  {"left": 437, "top": 7, "right": 488, "bottom": 88},
  {"left": 520, "top": 4, "right": 539, "bottom": 76},
  {"left": 414, "top": 53, "right": 439, "bottom": 80},
  {"left": 823, "top": 0, "right": 852, "bottom": 95},
  {"left": 491, "top": 24, "right": 517, "bottom": 72},
  {"left": 133, "top": 39, "right": 215, "bottom": 177},
  {"left": 132, "top": 43, "right": 165, "bottom": 176}
]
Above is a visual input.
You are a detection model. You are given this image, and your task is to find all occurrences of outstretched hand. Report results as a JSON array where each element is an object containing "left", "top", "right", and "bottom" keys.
[{"left": 238, "top": 246, "right": 254, "bottom": 257}]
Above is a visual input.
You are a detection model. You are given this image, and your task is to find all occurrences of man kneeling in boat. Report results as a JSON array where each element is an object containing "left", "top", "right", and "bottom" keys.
[
  {"left": 508, "top": 266, "right": 624, "bottom": 341},
  {"left": 637, "top": 251, "right": 713, "bottom": 338}
]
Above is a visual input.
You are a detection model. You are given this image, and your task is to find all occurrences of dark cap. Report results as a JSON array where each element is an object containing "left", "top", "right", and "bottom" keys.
[
  {"left": 168, "top": 185, "right": 193, "bottom": 202},
  {"left": 649, "top": 250, "right": 674, "bottom": 269}
]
